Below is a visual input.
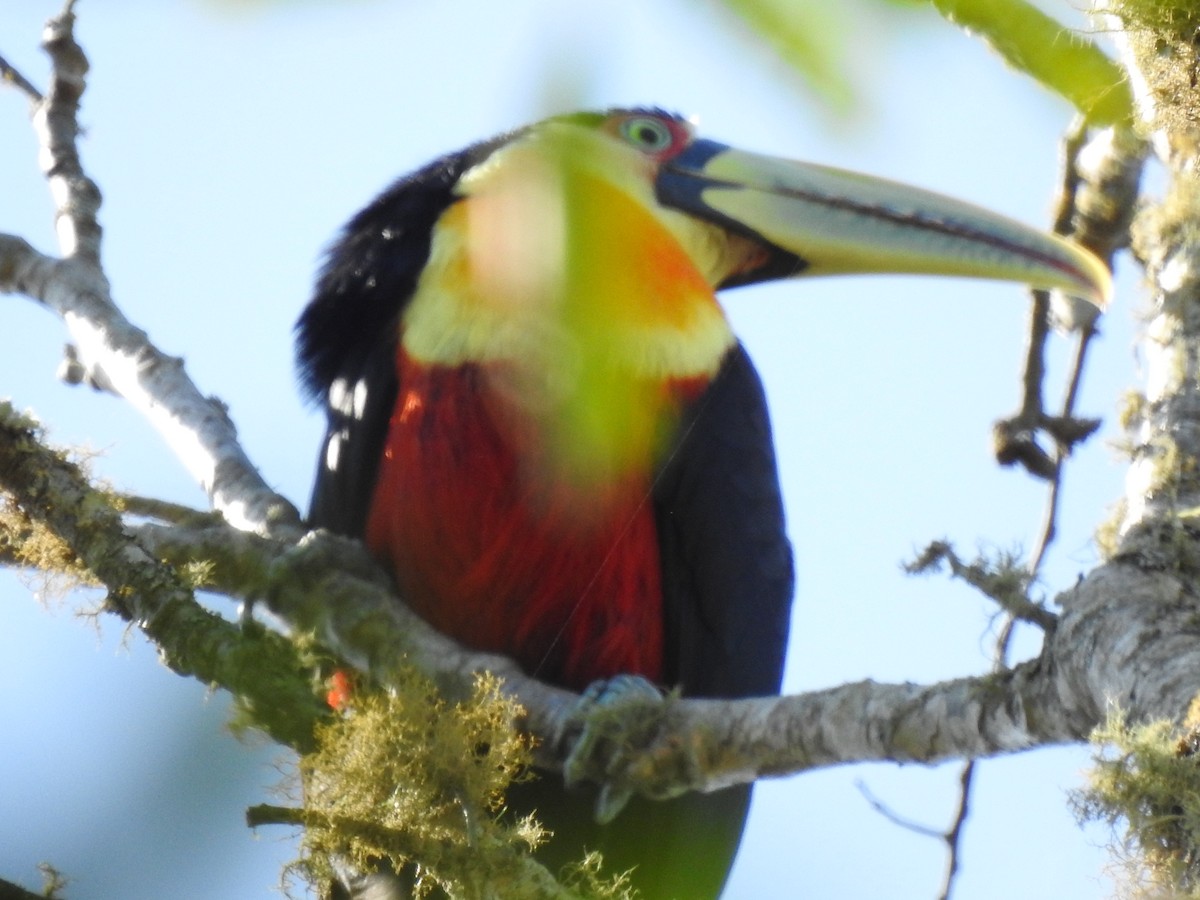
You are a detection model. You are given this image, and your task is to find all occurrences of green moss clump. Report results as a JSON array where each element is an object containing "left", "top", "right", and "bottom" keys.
[
  {"left": 290, "top": 669, "right": 637, "bottom": 899},
  {"left": 292, "top": 668, "right": 538, "bottom": 897},
  {"left": 0, "top": 411, "right": 101, "bottom": 601},
  {"left": 1073, "top": 707, "right": 1200, "bottom": 897},
  {"left": 1108, "top": 0, "right": 1200, "bottom": 38},
  {"left": 1108, "top": 0, "right": 1200, "bottom": 158}
]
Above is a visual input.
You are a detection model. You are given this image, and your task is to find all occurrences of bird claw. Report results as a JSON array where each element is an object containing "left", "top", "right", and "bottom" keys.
[
  {"left": 263, "top": 530, "right": 391, "bottom": 612},
  {"left": 282, "top": 529, "right": 392, "bottom": 587},
  {"left": 557, "top": 674, "right": 666, "bottom": 822},
  {"left": 594, "top": 781, "right": 635, "bottom": 826}
]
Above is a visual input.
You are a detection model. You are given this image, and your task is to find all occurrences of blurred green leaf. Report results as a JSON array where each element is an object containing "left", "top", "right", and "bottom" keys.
[
  {"left": 721, "top": 0, "right": 860, "bottom": 115},
  {"left": 721, "top": 0, "right": 1132, "bottom": 126},
  {"left": 925, "top": 0, "right": 1133, "bottom": 125}
]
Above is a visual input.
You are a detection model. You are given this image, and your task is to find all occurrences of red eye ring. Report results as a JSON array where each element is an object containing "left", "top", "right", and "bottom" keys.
[
  {"left": 611, "top": 112, "right": 693, "bottom": 161},
  {"left": 619, "top": 116, "right": 674, "bottom": 153}
]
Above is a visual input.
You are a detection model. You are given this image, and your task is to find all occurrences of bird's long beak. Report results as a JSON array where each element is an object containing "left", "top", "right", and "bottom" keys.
[{"left": 657, "top": 139, "right": 1111, "bottom": 311}]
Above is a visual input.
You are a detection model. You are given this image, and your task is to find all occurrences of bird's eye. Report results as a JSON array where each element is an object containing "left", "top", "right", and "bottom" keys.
[{"left": 619, "top": 116, "right": 675, "bottom": 154}]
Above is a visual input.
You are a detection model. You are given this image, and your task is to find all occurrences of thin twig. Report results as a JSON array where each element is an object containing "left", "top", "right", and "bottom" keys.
[
  {"left": 938, "top": 760, "right": 976, "bottom": 900},
  {"left": 906, "top": 541, "right": 1056, "bottom": 631},
  {"left": 855, "top": 779, "right": 943, "bottom": 839},
  {"left": 1029, "top": 326, "right": 1099, "bottom": 574},
  {"left": 1011, "top": 118, "right": 1085, "bottom": 438},
  {"left": 37, "top": 4, "right": 102, "bottom": 264},
  {"left": 0, "top": 53, "right": 44, "bottom": 104},
  {"left": 991, "top": 119, "right": 1107, "bottom": 482},
  {"left": 117, "top": 493, "right": 222, "bottom": 527},
  {"left": 246, "top": 803, "right": 306, "bottom": 828}
]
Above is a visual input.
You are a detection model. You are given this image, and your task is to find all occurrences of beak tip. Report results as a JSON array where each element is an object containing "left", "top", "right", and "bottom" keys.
[
  {"left": 1052, "top": 289, "right": 1105, "bottom": 332},
  {"left": 1072, "top": 246, "right": 1115, "bottom": 312}
]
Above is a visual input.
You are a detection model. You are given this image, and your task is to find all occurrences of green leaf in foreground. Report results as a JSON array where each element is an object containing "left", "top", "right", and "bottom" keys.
[{"left": 927, "top": 0, "right": 1133, "bottom": 125}]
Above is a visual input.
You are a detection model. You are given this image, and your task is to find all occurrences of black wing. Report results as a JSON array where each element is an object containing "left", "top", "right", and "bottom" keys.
[
  {"left": 654, "top": 342, "right": 795, "bottom": 699},
  {"left": 297, "top": 137, "right": 511, "bottom": 531}
]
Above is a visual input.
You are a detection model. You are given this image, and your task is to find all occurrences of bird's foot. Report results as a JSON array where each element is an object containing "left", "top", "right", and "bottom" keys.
[
  {"left": 557, "top": 674, "right": 672, "bottom": 823},
  {"left": 278, "top": 529, "right": 391, "bottom": 586},
  {"left": 255, "top": 528, "right": 397, "bottom": 671},
  {"left": 262, "top": 529, "right": 391, "bottom": 615}
]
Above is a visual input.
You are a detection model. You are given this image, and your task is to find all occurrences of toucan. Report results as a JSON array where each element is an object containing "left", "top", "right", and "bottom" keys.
[{"left": 296, "top": 108, "right": 1109, "bottom": 898}]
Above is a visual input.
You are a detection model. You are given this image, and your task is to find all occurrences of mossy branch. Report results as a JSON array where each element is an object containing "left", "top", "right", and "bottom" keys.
[
  {"left": 1073, "top": 709, "right": 1200, "bottom": 897},
  {"left": 906, "top": 540, "right": 1056, "bottom": 630},
  {"left": 0, "top": 401, "right": 326, "bottom": 752}
]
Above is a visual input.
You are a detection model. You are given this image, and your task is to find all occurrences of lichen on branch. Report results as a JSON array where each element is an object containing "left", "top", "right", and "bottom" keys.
[
  {"left": 1073, "top": 707, "right": 1200, "bottom": 898},
  {"left": 289, "top": 670, "right": 638, "bottom": 900}
]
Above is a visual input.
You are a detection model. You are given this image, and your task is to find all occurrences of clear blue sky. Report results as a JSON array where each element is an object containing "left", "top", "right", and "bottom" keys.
[{"left": 0, "top": 2, "right": 1137, "bottom": 898}]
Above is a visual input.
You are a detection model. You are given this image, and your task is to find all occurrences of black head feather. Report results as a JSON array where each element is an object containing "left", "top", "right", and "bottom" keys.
[{"left": 295, "top": 131, "right": 517, "bottom": 403}]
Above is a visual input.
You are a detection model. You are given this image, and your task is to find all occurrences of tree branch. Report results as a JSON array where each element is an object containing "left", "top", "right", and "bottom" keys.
[
  {"left": 0, "top": 865, "right": 65, "bottom": 900},
  {"left": 0, "top": 7, "right": 300, "bottom": 537},
  {"left": 127, "top": 506, "right": 1200, "bottom": 803},
  {"left": 918, "top": 119, "right": 1146, "bottom": 900},
  {"left": 0, "top": 402, "right": 326, "bottom": 752}
]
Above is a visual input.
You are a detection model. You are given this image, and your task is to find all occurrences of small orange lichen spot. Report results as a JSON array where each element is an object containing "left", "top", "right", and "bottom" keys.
[{"left": 326, "top": 669, "right": 355, "bottom": 711}]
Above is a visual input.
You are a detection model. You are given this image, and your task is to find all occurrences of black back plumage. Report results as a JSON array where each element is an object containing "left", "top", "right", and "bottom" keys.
[
  {"left": 297, "top": 135, "right": 516, "bottom": 402},
  {"left": 655, "top": 343, "right": 793, "bottom": 700}
]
